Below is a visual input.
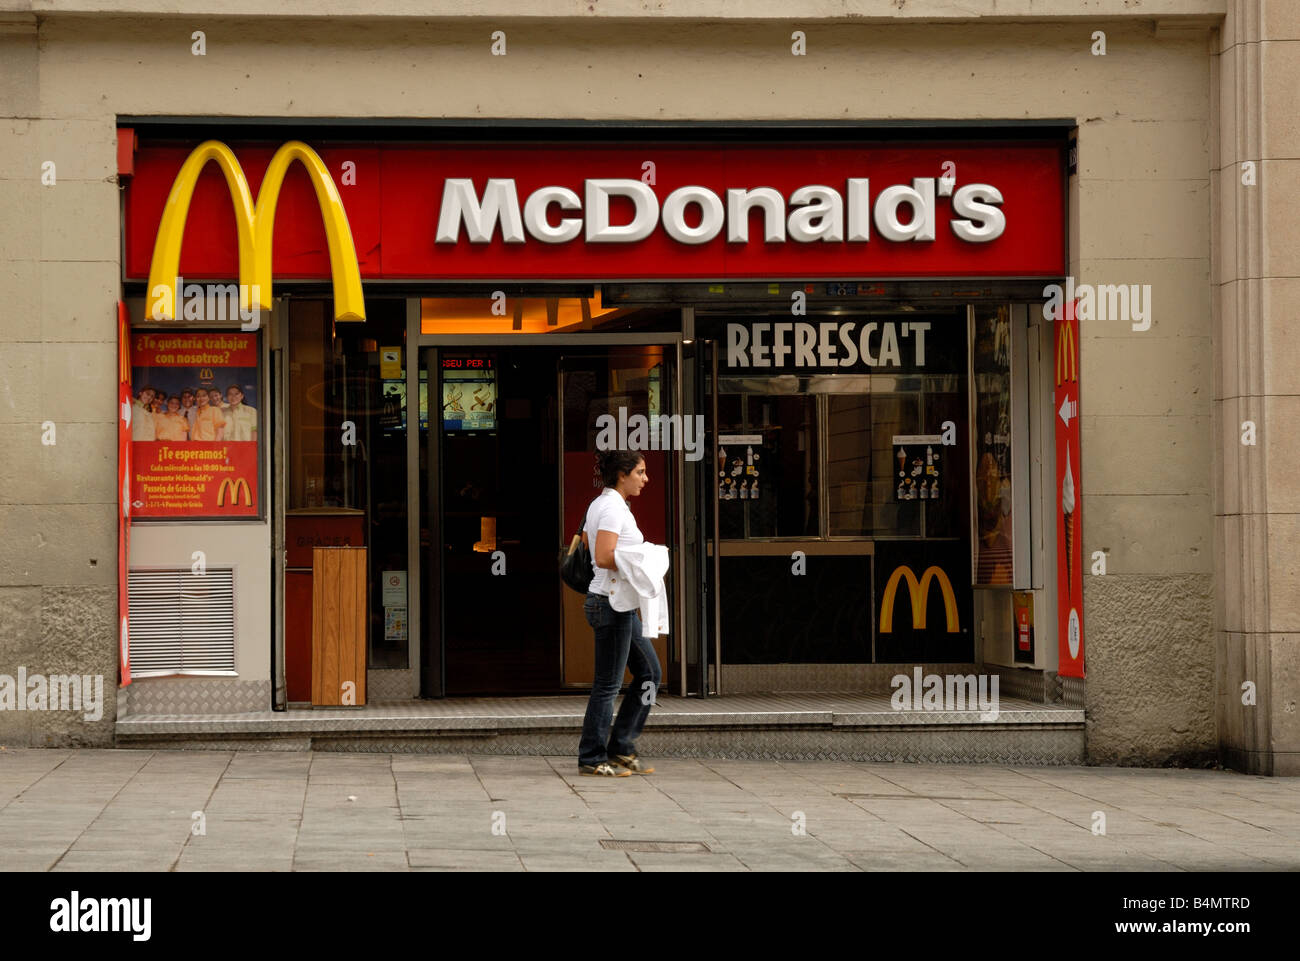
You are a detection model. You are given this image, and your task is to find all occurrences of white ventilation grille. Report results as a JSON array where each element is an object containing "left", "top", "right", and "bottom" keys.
[{"left": 127, "top": 568, "right": 237, "bottom": 676}]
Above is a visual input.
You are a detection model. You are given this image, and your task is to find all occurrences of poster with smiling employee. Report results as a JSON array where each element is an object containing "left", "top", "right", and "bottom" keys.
[{"left": 129, "top": 330, "right": 262, "bottom": 518}]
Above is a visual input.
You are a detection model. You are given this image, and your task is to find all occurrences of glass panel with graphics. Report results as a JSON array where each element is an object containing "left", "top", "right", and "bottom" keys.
[
  {"left": 706, "top": 308, "right": 973, "bottom": 668},
  {"left": 284, "top": 299, "right": 410, "bottom": 703},
  {"left": 869, "top": 374, "right": 966, "bottom": 540},
  {"left": 710, "top": 310, "right": 969, "bottom": 543},
  {"left": 714, "top": 391, "right": 818, "bottom": 539},
  {"left": 971, "top": 304, "right": 1016, "bottom": 586},
  {"left": 559, "top": 347, "right": 677, "bottom": 690},
  {"left": 826, "top": 393, "right": 871, "bottom": 536}
]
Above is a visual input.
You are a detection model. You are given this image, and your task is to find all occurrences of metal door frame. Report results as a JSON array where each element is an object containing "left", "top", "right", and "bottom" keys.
[
  {"left": 416, "top": 329, "right": 686, "bottom": 696},
  {"left": 270, "top": 298, "right": 290, "bottom": 710}
]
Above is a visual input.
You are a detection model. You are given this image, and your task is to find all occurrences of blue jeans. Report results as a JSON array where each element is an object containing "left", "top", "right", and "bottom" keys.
[{"left": 578, "top": 592, "right": 662, "bottom": 767}]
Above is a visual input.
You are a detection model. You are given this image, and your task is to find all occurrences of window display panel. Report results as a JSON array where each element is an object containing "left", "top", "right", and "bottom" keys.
[
  {"left": 827, "top": 395, "right": 871, "bottom": 536},
  {"left": 286, "top": 299, "right": 411, "bottom": 670},
  {"left": 871, "top": 375, "right": 966, "bottom": 539},
  {"left": 870, "top": 390, "right": 921, "bottom": 537},
  {"left": 717, "top": 377, "right": 966, "bottom": 540},
  {"left": 706, "top": 309, "right": 976, "bottom": 669},
  {"left": 559, "top": 349, "right": 673, "bottom": 689},
  {"left": 919, "top": 375, "right": 967, "bottom": 539},
  {"left": 442, "top": 357, "right": 497, "bottom": 432},
  {"left": 720, "top": 555, "right": 873, "bottom": 664},
  {"left": 715, "top": 392, "right": 818, "bottom": 539},
  {"left": 972, "top": 305, "right": 1015, "bottom": 585}
]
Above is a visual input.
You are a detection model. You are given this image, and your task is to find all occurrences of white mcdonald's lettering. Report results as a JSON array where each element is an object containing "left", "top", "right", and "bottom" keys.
[{"left": 435, "top": 178, "right": 1005, "bottom": 247}]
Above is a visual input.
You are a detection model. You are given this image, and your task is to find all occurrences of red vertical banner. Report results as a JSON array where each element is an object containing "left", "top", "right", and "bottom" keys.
[
  {"left": 1054, "top": 300, "right": 1084, "bottom": 678},
  {"left": 117, "top": 302, "right": 133, "bottom": 686}
]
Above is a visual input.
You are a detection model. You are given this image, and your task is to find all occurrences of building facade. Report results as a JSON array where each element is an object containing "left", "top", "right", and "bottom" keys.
[{"left": 0, "top": 0, "right": 1295, "bottom": 774}]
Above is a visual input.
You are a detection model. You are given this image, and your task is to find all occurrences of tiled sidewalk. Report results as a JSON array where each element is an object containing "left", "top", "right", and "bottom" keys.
[{"left": 1, "top": 750, "right": 1297, "bottom": 871}]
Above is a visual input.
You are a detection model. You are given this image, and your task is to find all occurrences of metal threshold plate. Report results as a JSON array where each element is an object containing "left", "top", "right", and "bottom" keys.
[{"left": 599, "top": 839, "right": 713, "bottom": 853}]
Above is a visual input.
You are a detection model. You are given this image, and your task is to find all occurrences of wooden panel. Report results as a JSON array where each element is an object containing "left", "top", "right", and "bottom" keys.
[
  {"left": 311, "top": 547, "right": 367, "bottom": 706},
  {"left": 563, "top": 589, "right": 668, "bottom": 689},
  {"left": 562, "top": 589, "right": 593, "bottom": 686}
]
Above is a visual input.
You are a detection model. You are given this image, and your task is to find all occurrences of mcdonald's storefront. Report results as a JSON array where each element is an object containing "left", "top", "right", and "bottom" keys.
[{"left": 114, "top": 124, "right": 1083, "bottom": 720}]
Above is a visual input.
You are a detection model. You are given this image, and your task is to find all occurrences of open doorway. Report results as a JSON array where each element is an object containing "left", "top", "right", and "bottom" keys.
[{"left": 424, "top": 342, "right": 680, "bottom": 696}]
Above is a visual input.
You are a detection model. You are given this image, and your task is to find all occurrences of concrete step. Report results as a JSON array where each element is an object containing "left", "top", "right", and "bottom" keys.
[{"left": 116, "top": 693, "right": 1085, "bottom": 763}]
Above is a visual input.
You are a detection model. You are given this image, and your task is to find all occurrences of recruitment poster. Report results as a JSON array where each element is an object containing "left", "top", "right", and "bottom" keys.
[{"left": 129, "top": 331, "right": 262, "bottom": 519}]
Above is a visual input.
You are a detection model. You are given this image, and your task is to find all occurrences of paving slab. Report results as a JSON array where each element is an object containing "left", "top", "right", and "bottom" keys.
[
  {"left": 408, "top": 848, "right": 524, "bottom": 870},
  {"left": 517, "top": 852, "right": 637, "bottom": 871},
  {"left": 3, "top": 751, "right": 1299, "bottom": 872}
]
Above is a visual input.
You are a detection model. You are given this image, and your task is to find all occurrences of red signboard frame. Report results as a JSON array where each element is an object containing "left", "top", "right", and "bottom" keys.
[{"left": 123, "top": 140, "right": 1066, "bottom": 283}]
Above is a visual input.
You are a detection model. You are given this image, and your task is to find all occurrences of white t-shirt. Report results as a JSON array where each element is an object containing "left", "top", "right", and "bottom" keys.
[{"left": 585, "top": 487, "right": 644, "bottom": 596}]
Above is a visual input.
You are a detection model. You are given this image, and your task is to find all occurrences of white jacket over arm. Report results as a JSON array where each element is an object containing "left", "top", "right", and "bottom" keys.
[{"left": 610, "top": 543, "right": 670, "bottom": 638}]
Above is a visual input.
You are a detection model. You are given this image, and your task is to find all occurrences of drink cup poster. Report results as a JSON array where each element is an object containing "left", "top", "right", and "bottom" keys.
[{"left": 129, "top": 331, "right": 262, "bottom": 519}]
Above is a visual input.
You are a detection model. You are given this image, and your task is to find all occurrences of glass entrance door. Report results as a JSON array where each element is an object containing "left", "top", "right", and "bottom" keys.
[
  {"left": 421, "top": 341, "right": 682, "bottom": 696},
  {"left": 430, "top": 347, "right": 560, "bottom": 695},
  {"left": 559, "top": 347, "right": 679, "bottom": 691}
]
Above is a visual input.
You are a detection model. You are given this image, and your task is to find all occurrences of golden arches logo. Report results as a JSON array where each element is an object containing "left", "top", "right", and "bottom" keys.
[
  {"left": 879, "top": 565, "right": 960, "bottom": 633},
  {"left": 1056, "top": 316, "right": 1077, "bottom": 387},
  {"left": 198, "top": 368, "right": 214, "bottom": 382},
  {"left": 146, "top": 140, "right": 365, "bottom": 323},
  {"left": 216, "top": 477, "right": 251, "bottom": 508}
]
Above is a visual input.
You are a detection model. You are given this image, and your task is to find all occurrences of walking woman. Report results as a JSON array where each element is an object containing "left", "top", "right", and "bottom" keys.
[{"left": 578, "top": 449, "right": 664, "bottom": 777}]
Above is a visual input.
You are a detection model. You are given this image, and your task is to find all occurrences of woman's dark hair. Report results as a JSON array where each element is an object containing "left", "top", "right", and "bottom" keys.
[{"left": 597, "top": 449, "right": 644, "bottom": 488}]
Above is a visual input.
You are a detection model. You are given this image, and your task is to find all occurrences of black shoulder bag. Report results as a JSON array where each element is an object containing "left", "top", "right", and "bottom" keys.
[{"left": 560, "top": 514, "right": 593, "bottom": 595}]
